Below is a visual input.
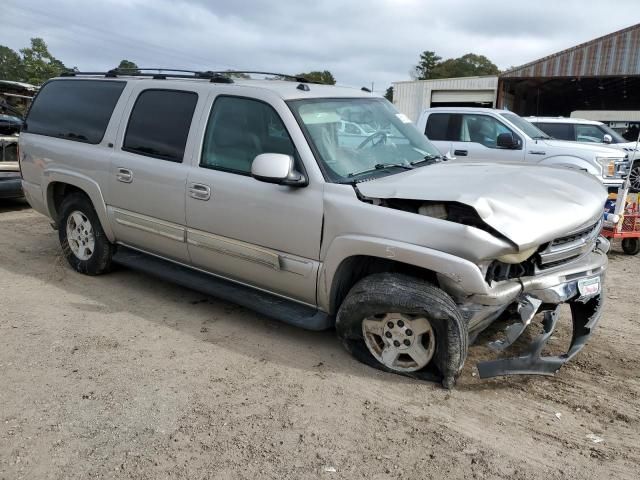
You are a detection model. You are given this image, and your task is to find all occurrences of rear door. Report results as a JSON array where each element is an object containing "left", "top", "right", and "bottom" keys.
[
  {"left": 423, "top": 112, "right": 452, "bottom": 156},
  {"left": 107, "top": 87, "right": 201, "bottom": 262},
  {"left": 185, "top": 94, "right": 323, "bottom": 305}
]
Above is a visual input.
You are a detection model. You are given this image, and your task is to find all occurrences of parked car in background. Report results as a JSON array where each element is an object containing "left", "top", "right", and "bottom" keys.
[
  {"left": 19, "top": 72, "right": 609, "bottom": 388},
  {"left": 0, "top": 114, "right": 23, "bottom": 135},
  {"left": 526, "top": 116, "right": 639, "bottom": 192},
  {"left": 417, "top": 107, "right": 629, "bottom": 190},
  {"left": 0, "top": 134, "right": 22, "bottom": 199}
]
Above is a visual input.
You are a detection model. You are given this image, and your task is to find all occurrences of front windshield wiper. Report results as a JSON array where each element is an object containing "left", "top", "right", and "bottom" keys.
[
  {"left": 410, "top": 154, "right": 442, "bottom": 166},
  {"left": 532, "top": 135, "right": 551, "bottom": 140},
  {"left": 347, "top": 162, "right": 413, "bottom": 178}
]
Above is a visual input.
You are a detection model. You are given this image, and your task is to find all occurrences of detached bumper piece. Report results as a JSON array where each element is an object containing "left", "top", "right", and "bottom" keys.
[{"left": 477, "top": 294, "right": 603, "bottom": 378}]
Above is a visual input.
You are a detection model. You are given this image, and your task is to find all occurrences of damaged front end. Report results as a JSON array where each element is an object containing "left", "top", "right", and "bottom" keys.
[{"left": 453, "top": 230, "right": 609, "bottom": 379}]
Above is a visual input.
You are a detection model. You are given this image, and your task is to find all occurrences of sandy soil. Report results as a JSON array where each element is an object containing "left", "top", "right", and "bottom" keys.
[{"left": 1, "top": 200, "right": 639, "bottom": 480}]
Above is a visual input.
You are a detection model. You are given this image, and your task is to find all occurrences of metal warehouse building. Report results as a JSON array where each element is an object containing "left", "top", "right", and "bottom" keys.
[
  {"left": 394, "top": 22, "right": 640, "bottom": 122},
  {"left": 498, "top": 22, "right": 640, "bottom": 116}
]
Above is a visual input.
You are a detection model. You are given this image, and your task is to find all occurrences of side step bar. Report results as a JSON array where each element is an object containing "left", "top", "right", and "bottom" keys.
[{"left": 112, "top": 246, "right": 334, "bottom": 331}]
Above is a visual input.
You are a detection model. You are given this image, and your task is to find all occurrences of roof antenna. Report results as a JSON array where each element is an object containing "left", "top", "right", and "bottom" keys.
[{"left": 297, "top": 83, "right": 310, "bottom": 91}]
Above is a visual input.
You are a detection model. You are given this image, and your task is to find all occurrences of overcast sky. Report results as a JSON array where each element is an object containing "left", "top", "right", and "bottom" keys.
[{"left": 3, "top": 0, "right": 639, "bottom": 92}]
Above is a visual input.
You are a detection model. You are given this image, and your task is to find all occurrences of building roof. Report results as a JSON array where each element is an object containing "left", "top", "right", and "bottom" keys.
[{"left": 501, "top": 23, "right": 640, "bottom": 78}]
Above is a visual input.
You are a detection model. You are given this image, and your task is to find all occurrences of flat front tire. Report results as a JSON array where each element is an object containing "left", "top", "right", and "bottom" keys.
[
  {"left": 336, "top": 273, "right": 468, "bottom": 388},
  {"left": 58, "top": 193, "right": 114, "bottom": 275}
]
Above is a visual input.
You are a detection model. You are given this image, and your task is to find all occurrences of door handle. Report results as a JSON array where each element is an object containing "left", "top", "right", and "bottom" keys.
[
  {"left": 454, "top": 149, "right": 468, "bottom": 156},
  {"left": 116, "top": 167, "right": 133, "bottom": 183},
  {"left": 188, "top": 182, "right": 211, "bottom": 201}
]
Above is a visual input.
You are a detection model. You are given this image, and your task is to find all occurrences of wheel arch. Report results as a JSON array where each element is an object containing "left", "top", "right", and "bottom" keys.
[
  {"left": 43, "top": 170, "right": 115, "bottom": 241},
  {"left": 319, "top": 235, "right": 489, "bottom": 314}
]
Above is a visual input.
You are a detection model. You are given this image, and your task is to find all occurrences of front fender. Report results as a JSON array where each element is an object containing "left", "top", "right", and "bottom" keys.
[
  {"left": 318, "top": 235, "right": 489, "bottom": 312},
  {"left": 537, "top": 155, "right": 600, "bottom": 177},
  {"left": 42, "top": 168, "right": 115, "bottom": 242}
]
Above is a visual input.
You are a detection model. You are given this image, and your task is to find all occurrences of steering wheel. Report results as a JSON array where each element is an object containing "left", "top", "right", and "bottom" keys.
[{"left": 358, "top": 131, "right": 387, "bottom": 149}]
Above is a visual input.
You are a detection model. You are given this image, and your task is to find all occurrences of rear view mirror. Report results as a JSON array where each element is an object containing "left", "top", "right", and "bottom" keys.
[
  {"left": 603, "top": 134, "right": 613, "bottom": 144},
  {"left": 251, "top": 153, "right": 307, "bottom": 187},
  {"left": 497, "top": 132, "right": 518, "bottom": 149}
]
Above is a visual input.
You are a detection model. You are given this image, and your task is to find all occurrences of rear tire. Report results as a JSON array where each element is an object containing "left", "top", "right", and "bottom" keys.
[
  {"left": 622, "top": 238, "right": 640, "bottom": 255},
  {"left": 336, "top": 273, "right": 468, "bottom": 388},
  {"left": 58, "top": 193, "right": 114, "bottom": 275}
]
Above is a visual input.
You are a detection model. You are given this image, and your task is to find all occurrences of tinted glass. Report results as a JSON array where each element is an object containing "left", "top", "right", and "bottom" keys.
[
  {"left": 457, "top": 114, "right": 512, "bottom": 148},
  {"left": 575, "top": 124, "right": 606, "bottom": 143},
  {"left": 535, "top": 122, "right": 574, "bottom": 140},
  {"left": 425, "top": 113, "right": 450, "bottom": 140},
  {"left": 124, "top": 90, "right": 198, "bottom": 162},
  {"left": 201, "top": 96, "right": 296, "bottom": 174},
  {"left": 24, "top": 79, "right": 125, "bottom": 144}
]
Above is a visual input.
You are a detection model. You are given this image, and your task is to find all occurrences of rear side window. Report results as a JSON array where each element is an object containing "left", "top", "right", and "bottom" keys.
[
  {"left": 425, "top": 113, "right": 450, "bottom": 140},
  {"left": 123, "top": 89, "right": 198, "bottom": 162},
  {"left": 24, "top": 79, "right": 125, "bottom": 144},
  {"left": 535, "top": 122, "right": 574, "bottom": 141}
]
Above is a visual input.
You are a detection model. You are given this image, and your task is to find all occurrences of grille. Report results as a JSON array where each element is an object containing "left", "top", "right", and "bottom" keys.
[{"left": 537, "top": 219, "right": 602, "bottom": 268}]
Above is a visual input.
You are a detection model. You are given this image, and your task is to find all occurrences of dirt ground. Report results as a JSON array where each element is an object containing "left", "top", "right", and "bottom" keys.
[{"left": 0, "top": 200, "right": 638, "bottom": 480}]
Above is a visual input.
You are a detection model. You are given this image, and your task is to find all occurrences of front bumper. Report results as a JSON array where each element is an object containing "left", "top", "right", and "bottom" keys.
[
  {"left": 0, "top": 172, "right": 23, "bottom": 199},
  {"left": 463, "top": 239, "right": 609, "bottom": 378}
]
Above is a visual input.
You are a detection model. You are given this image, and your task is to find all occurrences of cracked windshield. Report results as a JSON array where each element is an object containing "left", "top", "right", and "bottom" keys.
[{"left": 289, "top": 98, "right": 441, "bottom": 181}]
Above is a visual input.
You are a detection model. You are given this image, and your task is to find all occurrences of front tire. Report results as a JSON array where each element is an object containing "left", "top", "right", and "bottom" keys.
[
  {"left": 336, "top": 273, "right": 468, "bottom": 388},
  {"left": 629, "top": 161, "right": 640, "bottom": 193},
  {"left": 622, "top": 238, "right": 640, "bottom": 255},
  {"left": 58, "top": 193, "right": 114, "bottom": 275}
]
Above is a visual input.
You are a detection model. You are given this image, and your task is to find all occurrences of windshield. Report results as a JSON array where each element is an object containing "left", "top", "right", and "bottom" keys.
[
  {"left": 288, "top": 98, "right": 442, "bottom": 181},
  {"left": 599, "top": 124, "right": 627, "bottom": 144},
  {"left": 500, "top": 112, "right": 550, "bottom": 139}
]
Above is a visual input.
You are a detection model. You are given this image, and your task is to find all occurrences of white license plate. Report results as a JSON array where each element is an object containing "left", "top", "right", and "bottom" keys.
[{"left": 578, "top": 277, "right": 601, "bottom": 300}]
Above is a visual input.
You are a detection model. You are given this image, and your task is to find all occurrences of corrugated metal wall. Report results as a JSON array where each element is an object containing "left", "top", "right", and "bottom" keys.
[{"left": 502, "top": 23, "right": 640, "bottom": 78}]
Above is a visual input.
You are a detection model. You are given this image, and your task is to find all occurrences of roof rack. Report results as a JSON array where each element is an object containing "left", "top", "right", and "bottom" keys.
[{"left": 60, "top": 68, "right": 318, "bottom": 84}]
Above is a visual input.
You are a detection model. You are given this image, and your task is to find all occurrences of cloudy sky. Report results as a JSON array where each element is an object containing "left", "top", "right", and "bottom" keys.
[{"left": 3, "top": 0, "right": 639, "bottom": 92}]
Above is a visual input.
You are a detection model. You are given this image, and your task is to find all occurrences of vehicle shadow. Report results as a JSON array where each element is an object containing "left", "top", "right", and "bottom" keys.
[
  {"left": 0, "top": 197, "right": 29, "bottom": 213},
  {"left": 0, "top": 215, "right": 425, "bottom": 389}
]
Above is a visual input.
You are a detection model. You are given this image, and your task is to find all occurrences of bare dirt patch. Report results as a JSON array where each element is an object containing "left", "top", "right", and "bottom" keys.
[{"left": 1, "top": 204, "right": 638, "bottom": 479}]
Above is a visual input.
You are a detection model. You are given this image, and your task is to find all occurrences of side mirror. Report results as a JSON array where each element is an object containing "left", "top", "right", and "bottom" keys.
[
  {"left": 251, "top": 153, "right": 307, "bottom": 187},
  {"left": 497, "top": 132, "right": 518, "bottom": 149},
  {"left": 603, "top": 134, "right": 613, "bottom": 144}
]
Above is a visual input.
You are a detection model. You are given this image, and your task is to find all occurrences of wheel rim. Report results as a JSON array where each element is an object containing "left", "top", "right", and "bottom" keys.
[
  {"left": 65, "top": 211, "right": 95, "bottom": 261},
  {"left": 630, "top": 164, "right": 640, "bottom": 191},
  {"left": 362, "top": 312, "right": 436, "bottom": 372}
]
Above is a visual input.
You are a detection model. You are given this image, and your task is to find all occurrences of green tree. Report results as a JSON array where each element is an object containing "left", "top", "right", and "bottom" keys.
[
  {"left": 413, "top": 51, "right": 500, "bottom": 80},
  {"left": 116, "top": 59, "right": 140, "bottom": 74},
  {"left": 431, "top": 53, "right": 500, "bottom": 79},
  {"left": 414, "top": 51, "right": 442, "bottom": 80},
  {"left": 19, "top": 38, "right": 66, "bottom": 85},
  {"left": 296, "top": 70, "right": 336, "bottom": 85},
  {"left": 384, "top": 86, "right": 394, "bottom": 102},
  {"left": 0, "top": 46, "right": 24, "bottom": 81}
]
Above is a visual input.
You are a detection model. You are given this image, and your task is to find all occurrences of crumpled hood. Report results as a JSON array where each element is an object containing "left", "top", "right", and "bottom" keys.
[
  {"left": 540, "top": 138, "right": 625, "bottom": 158},
  {"left": 356, "top": 162, "right": 607, "bottom": 249}
]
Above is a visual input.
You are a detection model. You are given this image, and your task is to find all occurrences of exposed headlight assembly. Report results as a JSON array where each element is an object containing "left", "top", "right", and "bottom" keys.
[{"left": 496, "top": 246, "right": 538, "bottom": 264}]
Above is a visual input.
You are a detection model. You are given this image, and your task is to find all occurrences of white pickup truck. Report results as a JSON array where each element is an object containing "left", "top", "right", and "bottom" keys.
[{"left": 417, "top": 108, "right": 629, "bottom": 189}]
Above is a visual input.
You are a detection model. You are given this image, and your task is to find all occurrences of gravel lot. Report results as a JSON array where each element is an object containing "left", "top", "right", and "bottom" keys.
[{"left": 1, "top": 200, "right": 639, "bottom": 480}]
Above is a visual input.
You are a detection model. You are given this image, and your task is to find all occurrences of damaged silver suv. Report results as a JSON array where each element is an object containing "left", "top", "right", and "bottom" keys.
[{"left": 19, "top": 70, "right": 609, "bottom": 388}]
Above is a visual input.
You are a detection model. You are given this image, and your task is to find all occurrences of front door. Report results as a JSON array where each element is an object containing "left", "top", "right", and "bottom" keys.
[
  {"left": 185, "top": 95, "right": 324, "bottom": 305},
  {"left": 449, "top": 113, "right": 525, "bottom": 162},
  {"left": 107, "top": 88, "right": 200, "bottom": 262}
]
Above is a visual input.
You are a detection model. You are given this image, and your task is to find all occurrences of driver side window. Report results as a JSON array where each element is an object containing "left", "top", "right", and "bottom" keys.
[{"left": 201, "top": 96, "right": 297, "bottom": 174}]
